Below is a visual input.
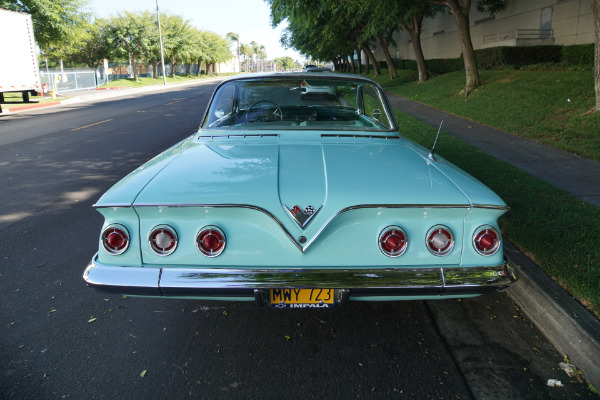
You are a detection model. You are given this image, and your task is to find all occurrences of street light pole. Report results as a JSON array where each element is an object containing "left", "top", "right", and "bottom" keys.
[{"left": 156, "top": 0, "right": 167, "bottom": 85}]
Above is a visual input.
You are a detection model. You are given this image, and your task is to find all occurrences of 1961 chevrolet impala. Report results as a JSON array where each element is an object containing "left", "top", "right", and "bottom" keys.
[{"left": 83, "top": 73, "right": 517, "bottom": 308}]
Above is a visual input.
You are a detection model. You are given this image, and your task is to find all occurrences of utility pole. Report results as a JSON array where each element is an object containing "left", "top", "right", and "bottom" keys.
[{"left": 156, "top": 0, "right": 167, "bottom": 85}]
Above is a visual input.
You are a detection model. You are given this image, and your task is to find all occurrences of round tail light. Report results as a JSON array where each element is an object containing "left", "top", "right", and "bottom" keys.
[
  {"left": 101, "top": 224, "right": 129, "bottom": 255},
  {"left": 426, "top": 225, "right": 454, "bottom": 256},
  {"left": 149, "top": 225, "right": 178, "bottom": 256},
  {"left": 379, "top": 226, "right": 408, "bottom": 257},
  {"left": 196, "top": 226, "right": 226, "bottom": 257},
  {"left": 473, "top": 226, "right": 501, "bottom": 256}
]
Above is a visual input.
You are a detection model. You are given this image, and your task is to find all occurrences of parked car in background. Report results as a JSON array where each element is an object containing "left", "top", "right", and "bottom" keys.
[
  {"left": 305, "top": 66, "right": 332, "bottom": 72},
  {"left": 84, "top": 73, "right": 518, "bottom": 308}
]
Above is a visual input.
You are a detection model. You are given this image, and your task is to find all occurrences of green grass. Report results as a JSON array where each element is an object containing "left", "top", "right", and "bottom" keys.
[
  {"left": 385, "top": 70, "right": 600, "bottom": 161},
  {"left": 394, "top": 109, "right": 600, "bottom": 317},
  {"left": 98, "top": 72, "right": 238, "bottom": 89}
]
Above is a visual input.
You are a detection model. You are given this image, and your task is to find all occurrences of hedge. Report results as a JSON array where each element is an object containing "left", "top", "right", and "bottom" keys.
[{"left": 392, "top": 44, "right": 594, "bottom": 74}]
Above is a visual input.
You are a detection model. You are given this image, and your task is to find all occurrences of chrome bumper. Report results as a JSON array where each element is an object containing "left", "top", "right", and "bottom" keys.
[{"left": 83, "top": 254, "right": 518, "bottom": 300}]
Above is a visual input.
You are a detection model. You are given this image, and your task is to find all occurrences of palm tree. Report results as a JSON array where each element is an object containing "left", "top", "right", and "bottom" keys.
[
  {"left": 226, "top": 32, "right": 240, "bottom": 72},
  {"left": 250, "top": 41, "right": 259, "bottom": 71},
  {"left": 239, "top": 43, "right": 250, "bottom": 72},
  {"left": 258, "top": 44, "right": 266, "bottom": 71}
]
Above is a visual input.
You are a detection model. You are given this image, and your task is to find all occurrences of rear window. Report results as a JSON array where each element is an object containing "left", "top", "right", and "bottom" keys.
[{"left": 202, "top": 77, "right": 395, "bottom": 132}]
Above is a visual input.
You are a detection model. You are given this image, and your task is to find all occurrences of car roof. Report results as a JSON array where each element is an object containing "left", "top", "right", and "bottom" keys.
[{"left": 220, "top": 72, "right": 378, "bottom": 84}]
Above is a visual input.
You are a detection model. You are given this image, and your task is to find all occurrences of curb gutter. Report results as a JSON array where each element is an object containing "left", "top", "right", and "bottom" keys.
[{"left": 505, "top": 239, "right": 600, "bottom": 390}]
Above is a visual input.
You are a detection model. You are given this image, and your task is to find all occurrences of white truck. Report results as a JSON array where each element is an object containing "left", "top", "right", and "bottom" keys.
[{"left": 0, "top": 8, "right": 41, "bottom": 113}]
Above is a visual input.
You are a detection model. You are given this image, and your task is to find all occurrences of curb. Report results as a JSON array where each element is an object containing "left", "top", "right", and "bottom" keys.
[
  {"left": 505, "top": 239, "right": 600, "bottom": 390},
  {"left": 1, "top": 100, "right": 63, "bottom": 113}
]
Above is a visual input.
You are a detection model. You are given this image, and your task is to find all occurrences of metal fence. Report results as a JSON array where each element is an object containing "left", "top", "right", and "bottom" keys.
[
  {"left": 40, "top": 69, "right": 99, "bottom": 93},
  {"left": 39, "top": 62, "right": 219, "bottom": 94}
]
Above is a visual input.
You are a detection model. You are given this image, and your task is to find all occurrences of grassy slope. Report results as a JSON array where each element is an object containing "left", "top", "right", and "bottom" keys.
[{"left": 386, "top": 70, "right": 600, "bottom": 161}]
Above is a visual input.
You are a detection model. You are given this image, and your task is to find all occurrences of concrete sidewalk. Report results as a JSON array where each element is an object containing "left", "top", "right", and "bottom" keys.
[{"left": 387, "top": 92, "right": 600, "bottom": 391}]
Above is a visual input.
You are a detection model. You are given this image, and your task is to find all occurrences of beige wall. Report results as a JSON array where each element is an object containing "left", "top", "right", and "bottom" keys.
[{"left": 373, "top": 0, "right": 594, "bottom": 62}]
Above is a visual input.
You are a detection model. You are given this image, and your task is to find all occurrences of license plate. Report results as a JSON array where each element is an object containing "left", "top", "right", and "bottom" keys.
[{"left": 269, "top": 289, "right": 335, "bottom": 308}]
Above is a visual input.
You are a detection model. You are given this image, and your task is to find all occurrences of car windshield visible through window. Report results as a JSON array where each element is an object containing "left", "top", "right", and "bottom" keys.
[{"left": 202, "top": 76, "right": 395, "bottom": 132}]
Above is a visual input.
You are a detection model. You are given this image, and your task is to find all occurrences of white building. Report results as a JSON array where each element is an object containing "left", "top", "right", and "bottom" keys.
[{"left": 374, "top": 0, "right": 594, "bottom": 62}]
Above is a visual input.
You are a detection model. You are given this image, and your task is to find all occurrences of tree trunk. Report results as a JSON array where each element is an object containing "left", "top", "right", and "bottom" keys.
[
  {"left": 364, "top": 48, "right": 370, "bottom": 75},
  {"left": 375, "top": 30, "right": 398, "bottom": 79},
  {"left": 362, "top": 45, "right": 381, "bottom": 76},
  {"left": 349, "top": 54, "right": 356, "bottom": 73},
  {"left": 196, "top": 59, "right": 203, "bottom": 76},
  {"left": 446, "top": 0, "right": 480, "bottom": 96},
  {"left": 401, "top": 15, "right": 428, "bottom": 83},
  {"left": 592, "top": 0, "right": 600, "bottom": 112},
  {"left": 132, "top": 55, "right": 139, "bottom": 82},
  {"left": 186, "top": 63, "right": 191, "bottom": 76},
  {"left": 170, "top": 57, "right": 177, "bottom": 79},
  {"left": 356, "top": 48, "right": 362, "bottom": 74}
]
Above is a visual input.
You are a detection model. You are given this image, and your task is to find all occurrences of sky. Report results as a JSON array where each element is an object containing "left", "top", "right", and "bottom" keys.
[{"left": 87, "top": 0, "right": 305, "bottom": 62}]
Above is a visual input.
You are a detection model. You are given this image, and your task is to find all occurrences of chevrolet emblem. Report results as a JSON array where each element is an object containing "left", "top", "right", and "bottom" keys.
[{"left": 284, "top": 205, "right": 321, "bottom": 229}]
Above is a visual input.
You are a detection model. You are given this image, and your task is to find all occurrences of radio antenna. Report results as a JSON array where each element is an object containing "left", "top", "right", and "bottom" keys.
[{"left": 428, "top": 120, "right": 443, "bottom": 162}]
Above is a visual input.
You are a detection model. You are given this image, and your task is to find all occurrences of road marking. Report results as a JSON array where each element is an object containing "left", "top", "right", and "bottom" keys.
[
  {"left": 71, "top": 119, "right": 113, "bottom": 131},
  {"left": 165, "top": 99, "right": 184, "bottom": 106}
]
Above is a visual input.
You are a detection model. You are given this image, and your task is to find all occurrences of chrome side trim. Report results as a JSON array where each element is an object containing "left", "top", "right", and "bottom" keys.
[
  {"left": 198, "top": 133, "right": 280, "bottom": 139},
  {"left": 472, "top": 204, "right": 510, "bottom": 211},
  {"left": 321, "top": 134, "right": 400, "bottom": 140},
  {"left": 93, "top": 203, "right": 132, "bottom": 208},
  {"left": 83, "top": 255, "right": 518, "bottom": 297}
]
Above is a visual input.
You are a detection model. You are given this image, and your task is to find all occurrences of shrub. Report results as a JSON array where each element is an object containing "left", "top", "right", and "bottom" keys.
[{"left": 561, "top": 44, "right": 594, "bottom": 68}]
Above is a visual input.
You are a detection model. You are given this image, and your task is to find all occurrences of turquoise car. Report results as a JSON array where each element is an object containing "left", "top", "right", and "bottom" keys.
[{"left": 83, "top": 73, "right": 518, "bottom": 308}]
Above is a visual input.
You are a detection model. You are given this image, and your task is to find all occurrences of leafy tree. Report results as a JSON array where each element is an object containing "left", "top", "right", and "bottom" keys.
[
  {"left": 203, "top": 31, "right": 232, "bottom": 74},
  {"left": 107, "top": 11, "right": 154, "bottom": 81},
  {"left": 160, "top": 14, "right": 195, "bottom": 78},
  {"left": 0, "top": 0, "right": 91, "bottom": 52},
  {"left": 67, "top": 18, "right": 113, "bottom": 69},
  {"left": 275, "top": 56, "right": 295, "bottom": 71},
  {"left": 192, "top": 29, "right": 208, "bottom": 76},
  {"left": 145, "top": 13, "right": 163, "bottom": 79},
  {"left": 385, "top": 0, "right": 442, "bottom": 83},
  {"left": 423, "top": 0, "right": 505, "bottom": 95},
  {"left": 269, "top": 0, "right": 358, "bottom": 73}
]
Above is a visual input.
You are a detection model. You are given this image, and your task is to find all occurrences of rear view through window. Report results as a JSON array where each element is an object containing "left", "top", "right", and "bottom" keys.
[{"left": 202, "top": 76, "right": 395, "bottom": 131}]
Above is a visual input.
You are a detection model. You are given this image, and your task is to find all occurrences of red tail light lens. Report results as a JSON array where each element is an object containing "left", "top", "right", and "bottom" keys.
[
  {"left": 101, "top": 224, "right": 129, "bottom": 255},
  {"left": 149, "top": 225, "right": 178, "bottom": 256},
  {"left": 473, "top": 226, "right": 501, "bottom": 256},
  {"left": 196, "top": 226, "right": 226, "bottom": 257},
  {"left": 379, "top": 226, "right": 408, "bottom": 257},
  {"left": 426, "top": 225, "right": 454, "bottom": 256}
]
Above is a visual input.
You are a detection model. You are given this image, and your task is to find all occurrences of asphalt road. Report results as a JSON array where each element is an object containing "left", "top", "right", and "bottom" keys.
[{"left": 0, "top": 82, "right": 593, "bottom": 399}]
